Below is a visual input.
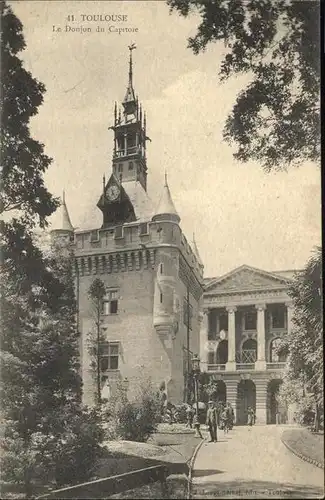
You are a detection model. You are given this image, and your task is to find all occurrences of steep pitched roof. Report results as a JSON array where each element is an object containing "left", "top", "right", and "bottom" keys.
[
  {"left": 51, "top": 192, "right": 74, "bottom": 232},
  {"left": 122, "top": 180, "right": 154, "bottom": 222},
  {"left": 192, "top": 233, "right": 203, "bottom": 268},
  {"left": 152, "top": 174, "right": 180, "bottom": 223}
]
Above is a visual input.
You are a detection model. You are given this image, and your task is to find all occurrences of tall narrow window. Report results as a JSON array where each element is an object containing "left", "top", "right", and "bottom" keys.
[
  {"left": 183, "top": 297, "right": 193, "bottom": 330},
  {"left": 114, "top": 226, "right": 124, "bottom": 239},
  {"left": 160, "top": 263, "right": 163, "bottom": 274},
  {"left": 99, "top": 342, "right": 119, "bottom": 371},
  {"left": 160, "top": 292, "right": 163, "bottom": 303},
  {"left": 102, "top": 290, "right": 119, "bottom": 315},
  {"left": 244, "top": 312, "right": 257, "bottom": 330}
]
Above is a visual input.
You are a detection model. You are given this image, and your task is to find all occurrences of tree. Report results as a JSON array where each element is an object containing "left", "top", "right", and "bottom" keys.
[
  {"left": 0, "top": 4, "right": 103, "bottom": 495},
  {"left": 0, "top": 1, "right": 59, "bottom": 223},
  {"left": 88, "top": 278, "right": 107, "bottom": 405},
  {"left": 168, "top": 0, "right": 320, "bottom": 171},
  {"left": 0, "top": 234, "right": 104, "bottom": 495},
  {"left": 278, "top": 246, "right": 323, "bottom": 430}
]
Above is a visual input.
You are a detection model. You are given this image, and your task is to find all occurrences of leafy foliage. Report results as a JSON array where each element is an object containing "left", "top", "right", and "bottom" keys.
[
  {"left": 278, "top": 247, "right": 323, "bottom": 429},
  {"left": 88, "top": 278, "right": 107, "bottom": 405},
  {"left": 104, "top": 380, "right": 161, "bottom": 442},
  {"left": 0, "top": 1, "right": 59, "bottom": 224},
  {"left": 0, "top": 4, "right": 103, "bottom": 495},
  {"left": 168, "top": 0, "right": 320, "bottom": 171}
]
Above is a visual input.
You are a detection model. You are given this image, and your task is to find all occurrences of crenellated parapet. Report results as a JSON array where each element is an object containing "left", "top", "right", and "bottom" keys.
[
  {"left": 74, "top": 220, "right": 203, "bottom": 281},
  {"left": 73, "top": 248, "right": 156, "bottom": 277}
]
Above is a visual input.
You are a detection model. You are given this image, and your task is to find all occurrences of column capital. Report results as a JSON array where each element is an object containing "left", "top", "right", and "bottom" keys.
[
  {"left": 285, "top": 301, "right": 294, "bottom": 309},
  {"left": 226, "top": 306, "right": 237, "bottom": 313},
  {"left": 203, "top": 307, "right": 210, "bottom": 315},
  {"left": 255, "top": 303, "right": 266, "bottom": 311}
]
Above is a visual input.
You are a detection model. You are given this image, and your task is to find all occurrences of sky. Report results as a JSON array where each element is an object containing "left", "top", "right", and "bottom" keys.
[{"left": 11, "top": 0, "right": 321, "bottom": 277}]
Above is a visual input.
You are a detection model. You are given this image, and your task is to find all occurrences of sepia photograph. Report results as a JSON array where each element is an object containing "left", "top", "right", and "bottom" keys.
[{"left": 0, "top": 0, "right": 323, "bottom": 498}]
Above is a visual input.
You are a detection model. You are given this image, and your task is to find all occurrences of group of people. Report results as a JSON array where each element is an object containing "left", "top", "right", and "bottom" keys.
[
  {"left": 205, "top": 401, "right": 235, "bottom": 442},
  {"left": 186, "top": 401, "right": 256, "bottom": 442}
]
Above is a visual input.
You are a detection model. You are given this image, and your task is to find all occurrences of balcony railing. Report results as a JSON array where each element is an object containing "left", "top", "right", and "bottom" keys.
[
  {"left": 207, "top": 364, "right": 226, "bottom": 372},
  {"left": 236, "top": 349, "right": 257, "bottom": 364},
  {"left": 236, "top": 363, "right": 255, "bottom": 370},
  {"left": 266, "top": 362, "right": 286, "bottom": 370},
  {"left": 114, "top": 146, "right": 139, "bottom": 158}
]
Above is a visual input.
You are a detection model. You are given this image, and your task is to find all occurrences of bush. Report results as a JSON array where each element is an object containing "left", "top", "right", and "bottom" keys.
[
  {"left": 104, "top": 381, "right": 161, "bottom": 442},
  {"left": 0, "top": 405, "right": 105, "bottom": 492},
  {"left": 173, "top": 404, "right": 188, "bottom": 424},
  {"left": 51, "top": 406, "right": 105, "bottom": 487}
]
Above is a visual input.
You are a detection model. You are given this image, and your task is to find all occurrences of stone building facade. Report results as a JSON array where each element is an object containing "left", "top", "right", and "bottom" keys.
[
  {"left": 51, "top": 47, "right": 203, "bottom": 405},
  {"left": 200, "top": 265, "right": 297, "bottom": 425}
]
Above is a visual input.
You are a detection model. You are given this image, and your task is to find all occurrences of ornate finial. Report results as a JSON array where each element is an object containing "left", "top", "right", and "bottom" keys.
[
  {"left": 114, "top": 102, "right": 117, "bottom": 124},
  {"left": 128, "top": 43, "right": 136, "bottom": 86},
  {"left": 164, "top": 171, "right": 168, "bottom": 186},
  {"left": 62, "top": 189, "right": 65, "bottom": 204}
]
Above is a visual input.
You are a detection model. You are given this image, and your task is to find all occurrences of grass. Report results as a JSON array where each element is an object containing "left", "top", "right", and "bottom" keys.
[{"left": 282, "top": 428, "right": 324, "bottom": 466}]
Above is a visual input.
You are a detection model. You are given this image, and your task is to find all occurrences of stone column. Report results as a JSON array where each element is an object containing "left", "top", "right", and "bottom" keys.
[
  {"left": 255, "top": 379, "right": 268, "bottom": 425},
  {"left": 286, "top": 302, "right": 294, "bottom": 335},
  {"left": 199, "top": 309, "right": 209, "bottom": 372},
  {"left": 225, "top": 380, "right": 238, "bottom": 424},
  {"left": 255, "top": 304, "right": 266, "bottom": 371},
  {"left": 226, "top": 306, "right": 237, "bottom": 371}
]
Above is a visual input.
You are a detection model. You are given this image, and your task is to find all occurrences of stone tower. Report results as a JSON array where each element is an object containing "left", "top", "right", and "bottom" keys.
[{"left": 73, "top": 47, "right": 204, "bottom": 405}]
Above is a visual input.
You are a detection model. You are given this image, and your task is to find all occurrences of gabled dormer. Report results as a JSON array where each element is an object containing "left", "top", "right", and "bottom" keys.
[{"left": 97, "top": 174, "right": 136, "bottom": 228}]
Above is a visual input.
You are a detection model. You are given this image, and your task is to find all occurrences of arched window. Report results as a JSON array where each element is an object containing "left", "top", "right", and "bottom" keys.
[{"left": 270, "top": 338, "right": 286, "bottom": 362}]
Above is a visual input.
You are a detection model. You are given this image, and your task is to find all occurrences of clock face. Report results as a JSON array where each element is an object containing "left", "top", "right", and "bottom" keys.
[{"left": 106, "top": 185, "right": 120, "bottom": 201}]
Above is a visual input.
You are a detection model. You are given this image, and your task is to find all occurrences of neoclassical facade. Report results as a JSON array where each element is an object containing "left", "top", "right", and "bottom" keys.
[{"left": 200, "top": 265, "right": 296, "bottom": 425}]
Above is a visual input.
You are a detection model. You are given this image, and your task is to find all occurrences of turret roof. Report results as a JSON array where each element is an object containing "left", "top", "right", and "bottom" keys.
[
  {"left": 192, "top": 233, "right": 203, "bottom": 268},
  {"left": 153, "top": 174, "right": 180, "bottom": 223},
  {"left": 51, "top": 191, "right": 74, "bottom": 232}
]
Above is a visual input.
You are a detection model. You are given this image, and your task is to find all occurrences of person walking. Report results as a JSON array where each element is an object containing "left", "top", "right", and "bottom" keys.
[
  {"left": 247, "top": 406, "right": 255, "bottom": 427},
  {"left": 186, "top": 405, "right": 194, "bottom": 428},
  {"left": 193, "top": 409, "right": 203, "bottom": 438},
  {"left": 226, "top": 402, "right": 235, "bottom": 430},
  {"left": 206, "top": 401, "right": 218, "bottom": 442}
]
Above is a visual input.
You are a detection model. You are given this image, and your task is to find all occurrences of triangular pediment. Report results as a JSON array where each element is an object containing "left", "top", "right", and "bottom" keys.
[{"left": 205, "top": 265, "right": 291, "bottom": 294}]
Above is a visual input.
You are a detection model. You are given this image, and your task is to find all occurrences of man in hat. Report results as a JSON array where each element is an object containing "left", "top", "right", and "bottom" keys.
[{"left": 206, "top": 401, "right": 218, "bottom": 442}]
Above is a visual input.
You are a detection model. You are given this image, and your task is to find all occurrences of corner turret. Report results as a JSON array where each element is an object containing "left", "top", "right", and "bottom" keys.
[
  {"left": 50, "top": 191, "right": 74, "bottom": 244},
  {"left": 192, "top": 233, "right": 204, "bottom": 272},
  {"left": 152, "top": 174, "right": 180, "bottom": 224}
]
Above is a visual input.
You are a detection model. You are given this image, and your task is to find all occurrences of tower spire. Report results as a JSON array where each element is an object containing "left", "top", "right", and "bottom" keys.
[
  {"left": 123, "top": 44, "right": 137, "bottom": 108},
  {"left": 128, "top": 43, "right": 136, "bottom": 87}
]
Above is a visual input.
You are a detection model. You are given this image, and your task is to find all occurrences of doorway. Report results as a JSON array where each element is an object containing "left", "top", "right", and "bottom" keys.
[{"left": 237, "top": 379, "right": 256, "bottom": 424}]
